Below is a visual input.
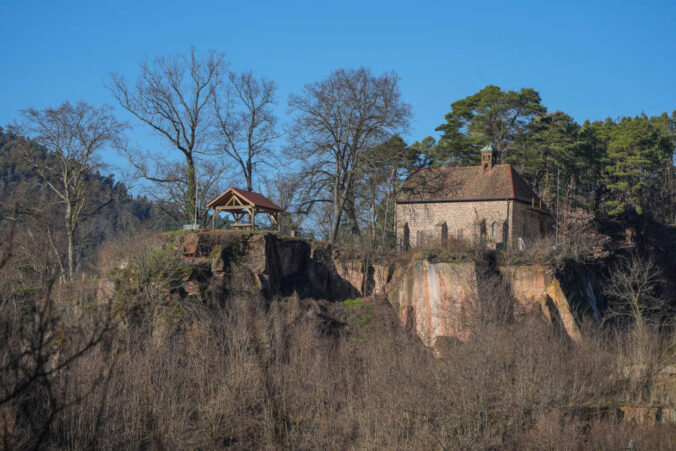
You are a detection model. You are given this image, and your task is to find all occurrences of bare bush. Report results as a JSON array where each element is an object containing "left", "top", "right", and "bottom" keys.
[
  {"left": 1, "top": 234, "right": 673, "bottom": 448},
  {"left": 558, "top": 206, "right": 611, "bottom": 261},
  {"left": 603, "top": 254, "right": 668, "bottom": 332}
]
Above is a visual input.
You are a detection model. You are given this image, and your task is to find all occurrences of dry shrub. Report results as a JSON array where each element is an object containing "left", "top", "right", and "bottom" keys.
[
  {"left": 558, "top": 206, "right": 610, "bottom": 261},
  {"left": 498, "top": 235, "right": 557, "bottom": 266},
  {"left": 95, "top": 228, "right": 167, "bottom": 275},
  {"left": 517, "top": 412, "right": 676, "bottom": 450},
  {"left": 2, "top": 254, "right": 674, "bottom": 448},
  {"left": 407, "top": 237, "right": 477, "bottom": 263},
  {"left": 516, "top": 411, "right": 585, "bottom": 450},
  {"left": 584, "top": 418, "right": 675, "bottom": 450}
]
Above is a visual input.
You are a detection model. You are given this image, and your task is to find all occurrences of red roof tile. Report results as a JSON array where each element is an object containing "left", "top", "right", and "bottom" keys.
[
  {"left": 397, "top": 164, "right": 541, "bottom": 205},
  {"left": 207, "top": 187, "right": 284, "bottom": 211}
]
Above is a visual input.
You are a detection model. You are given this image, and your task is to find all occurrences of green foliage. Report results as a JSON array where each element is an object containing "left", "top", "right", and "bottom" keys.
[
  {"left": 348, "top": 134, "right": 423, "bottom": 249},
  {"left": 427, "top": 86, "right": 676, "bottom": 225},
  {"left": 433, "top": 85, "right": 546, "bottom": 165},
  {"left": 408, "top": 136, "right": 435, "bottom": 167},
  {"left": 342, "top": 297, "right": 361, "bottom": 307},
  {"left": 600, "top": 116, "right": 673, "bottom": 215},
  {"left": 505, "top": 112, "right": 583, "bottom": 201}
]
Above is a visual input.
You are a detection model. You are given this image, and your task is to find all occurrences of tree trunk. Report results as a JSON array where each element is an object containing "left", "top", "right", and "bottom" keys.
[
  {"left": 345, "top": 196, "right": 361, "bottom": 238},
  {"left": 186, "top": 154, "right": 196, "bottom": 222},
  {"left": 246, "top": 160, "right": 253, "bottom": 192},
  {"left": 46, "top": 227, "right": 67, "bottom": 284},
  {"left": 64, "top": 204, "right": 74, "bottom": 282},
  {"left": 329, "top": 199, "right": 343, "bottom": 244}
]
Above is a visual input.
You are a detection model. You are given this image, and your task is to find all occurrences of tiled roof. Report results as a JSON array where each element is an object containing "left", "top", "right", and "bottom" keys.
[
  {"left": 207, "top": 187, "right": 284, "bottom": 211},
  {"left": 397, "top": 164, "right": 541, "bottom": 205}
]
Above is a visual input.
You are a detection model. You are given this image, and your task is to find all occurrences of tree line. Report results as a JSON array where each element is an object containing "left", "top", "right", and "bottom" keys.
[
  {"left": 2, "top": 48, "right": 675, "bottom": 283},
  {"left": 429, "top": 85, "right": 675, "bottom": 222}
]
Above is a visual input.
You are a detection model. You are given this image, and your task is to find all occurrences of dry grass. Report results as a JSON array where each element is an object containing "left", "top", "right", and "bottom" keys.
[
  {"left": 1, "top": 234, "right": 674, "bottom": 449},
  {"left": 3, "top": 294, "right": 674, "bottom": 449}
]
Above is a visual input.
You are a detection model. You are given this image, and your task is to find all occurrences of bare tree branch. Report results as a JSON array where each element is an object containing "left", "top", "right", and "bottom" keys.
[
  {"left": 108, "top": 47, "right": 226, "bottom": 220},
  {"left": 286, "top": 67, "right": 411, "bottom": 243}
]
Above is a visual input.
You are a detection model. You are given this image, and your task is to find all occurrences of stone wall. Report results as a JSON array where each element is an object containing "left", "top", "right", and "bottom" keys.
[
  {"left": 509, "top": 201, "right": 551, "bottom": 247},
  {"left": 396, "top": 199, "right": 551, "bottom": 249},
  {"left": 396, "top": 200, "right": 510, "bottom": 247}
]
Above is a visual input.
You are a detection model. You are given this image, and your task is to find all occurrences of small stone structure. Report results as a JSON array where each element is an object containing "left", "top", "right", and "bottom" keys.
[{"left": 396, "top": 146, "right": 552, "bottom": 249}]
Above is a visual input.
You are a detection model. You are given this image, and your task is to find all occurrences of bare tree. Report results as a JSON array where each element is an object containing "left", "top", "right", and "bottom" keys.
[
  {"left": 143, "top": 159, "right": 229, "bottom": 224},
  {"left": 355, "top": 135, "right": 414, "bottom": 249},
  {"left": 15, "top": 102, "right": 125, "bottom": 282},
  {"left": 109, "top": 48, "right": 225, "bottom": 221},
  {"left": 603, "top": 255, "right": 667, "bottom": 332},
  {"left": 213, "top": 71, "right": 279, "bottom": 192},
  {"left": 287, "top": 67, "right": 411, "bottom": 243}
]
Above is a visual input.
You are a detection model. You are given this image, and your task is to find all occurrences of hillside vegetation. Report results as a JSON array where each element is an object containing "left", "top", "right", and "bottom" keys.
[
  {"left": 1, "top": 55, "right": 675, "bottom": 448},
  {"left": 1, "top": 231, "right": 674, "bottom": 449}
]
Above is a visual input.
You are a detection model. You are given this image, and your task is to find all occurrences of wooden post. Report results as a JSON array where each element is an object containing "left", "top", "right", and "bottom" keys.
[
  {"left": 212, "top": 208, "right": 215, "bottom": 230},
  {"left": 250, "top": 207, "right": 255, "bottom": 230}
]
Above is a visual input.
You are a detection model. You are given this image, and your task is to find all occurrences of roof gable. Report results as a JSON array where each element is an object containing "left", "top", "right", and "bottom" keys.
[
  {"left": 207, "top": 187, "right": 284, "bottom": 212},
  {"left": 397, "top": 164, "right": 541, "bottom": 205}
]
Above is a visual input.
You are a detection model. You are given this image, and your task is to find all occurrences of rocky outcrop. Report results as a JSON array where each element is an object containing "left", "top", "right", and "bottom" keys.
[
  {"left": 617, "top": 405, "right": 676, "bottom": 424},
  {"left": 388, "top": 260, "right": 477, "bottom": 346},
  {"left": 386, "top": 259, "right": 596, "bottom": 346},
  {"left": 176, "top": 231, "right": 392, "bottom": 301},
  {"left": 499, "top": 265, "right": 582, "bottom": 341},
  {"left": 96, "top": 231, "right": 394, "bottom": 310},
  {"left": 570, "top": 404, "right": 676, "bottom": 425},
  {"left": 97, "top": 231, "right": 600, "bottom": 349}
]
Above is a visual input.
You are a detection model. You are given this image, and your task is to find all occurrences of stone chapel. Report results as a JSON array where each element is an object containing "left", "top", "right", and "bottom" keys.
[{"left": 396, "top": 145, "right": 552, "bottom": 250}]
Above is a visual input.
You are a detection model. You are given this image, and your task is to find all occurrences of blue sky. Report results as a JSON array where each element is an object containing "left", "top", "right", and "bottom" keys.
[{"left": 2, "top": 0, "right": 675, "bottom": 184}]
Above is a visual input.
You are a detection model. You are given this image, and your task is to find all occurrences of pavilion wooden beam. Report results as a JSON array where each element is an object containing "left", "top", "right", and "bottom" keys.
[
  {"left": 216, "top": 205, "right": 257, "bottom": 211},
  {"left": 207, "top": 188, "right": 285, "bottom": 232}
]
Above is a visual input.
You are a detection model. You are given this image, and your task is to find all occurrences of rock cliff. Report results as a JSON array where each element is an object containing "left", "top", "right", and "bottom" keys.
[
  {"left": 97, "top": 231, "right": 599, "bottom": 347},
  {"left": 385, "top": 258, "right": 597, "bottom": 346},
  {"left": 98, "top": 231, "right": 390, "bottom": 307}
]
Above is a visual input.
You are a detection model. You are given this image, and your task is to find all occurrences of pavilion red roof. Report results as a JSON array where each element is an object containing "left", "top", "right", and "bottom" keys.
[{"left": 207, "top": 187, "right": 284, "bottom": 212}]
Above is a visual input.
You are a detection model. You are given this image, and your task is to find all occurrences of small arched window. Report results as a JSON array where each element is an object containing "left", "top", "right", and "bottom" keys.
[
  {"left": 491, "top": 221, "right": 497, "bottom": 238},
  {"left": 402, "top": 223, "right": 410, "bottom": 251}
]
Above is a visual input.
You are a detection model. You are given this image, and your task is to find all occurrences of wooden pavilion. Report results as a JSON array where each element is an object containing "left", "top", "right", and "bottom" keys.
[{"left": 207, "top": 187, "right": 284, "bottom": 230}]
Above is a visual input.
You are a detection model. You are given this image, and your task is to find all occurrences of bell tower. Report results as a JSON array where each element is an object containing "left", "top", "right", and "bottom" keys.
[{"left": 480, "top": 144, "right": 498, "bottom": 171}]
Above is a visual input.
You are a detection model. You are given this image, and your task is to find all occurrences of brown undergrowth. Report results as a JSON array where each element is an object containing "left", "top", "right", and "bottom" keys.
[{"left": 1, "top": 234, "right": 674, "bottom": 449}]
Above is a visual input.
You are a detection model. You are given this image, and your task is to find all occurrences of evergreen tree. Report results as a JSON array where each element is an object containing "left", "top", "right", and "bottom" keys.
[
  {"left": 433, "top": 85, "right": 546, "bottom": 165},
  {"left": 601, "top": 116, "right": 672, "bottom": 216},
  {"left": 505, "top": 111, "right": 582, "bottom": 202}
]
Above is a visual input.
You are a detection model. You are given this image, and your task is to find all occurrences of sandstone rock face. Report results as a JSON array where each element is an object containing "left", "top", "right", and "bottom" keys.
[
  {"left": 617, "top": 406, "right": 676, "bottom": 424},
  {"left": 97, "top": 231, "right": 599, "bottom": 350},
  {"left": 174, "top": 232, "right": 374, "bottom": 301},
  {"left": 498, "top": 265, "right": 552, "bottom": 314},
  {"left": 499, "top": 265, "right": 582, "bottom": 342},
  {"left": 389, "top": 260, "right": 478, "bottom": 346},
  {"left": 333, "top": 259, "right": 391, "bottom": 297},
  {"left": 544, "top": 279, "right": 582, "bottom": 342},
  {"left": 387, "top": 260, "right": 592, "bottom": 346},
  {"left": 96, "top": 278, "right": 118, "bottom": 304}
]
